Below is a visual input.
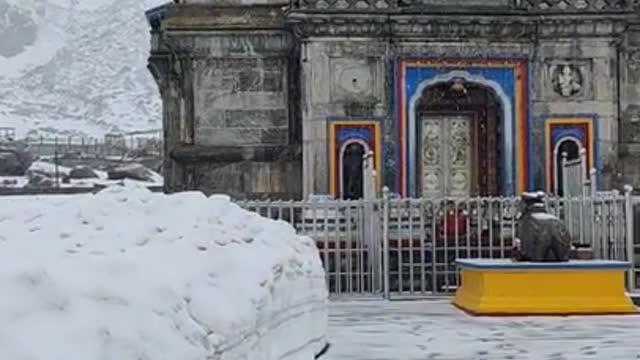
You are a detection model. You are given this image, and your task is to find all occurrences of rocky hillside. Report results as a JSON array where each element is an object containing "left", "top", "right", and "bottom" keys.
[{"left": 0, "top": 0, "right": 167, "bottom": 139}]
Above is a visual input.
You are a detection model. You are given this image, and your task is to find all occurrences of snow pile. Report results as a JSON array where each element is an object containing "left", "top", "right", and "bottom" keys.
[{"left": 0, "top": 185, "right": 328, "bottom": 359}]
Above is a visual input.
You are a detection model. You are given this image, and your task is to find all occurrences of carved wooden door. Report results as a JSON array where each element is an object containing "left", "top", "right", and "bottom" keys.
[{"left": 421, "top": 114, "right": 472, "bottom": 198}]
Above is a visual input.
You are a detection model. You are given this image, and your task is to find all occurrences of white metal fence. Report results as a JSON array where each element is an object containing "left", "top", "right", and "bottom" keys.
[{"left": 238, "top": 189, "right": 638, "bottom": 299}]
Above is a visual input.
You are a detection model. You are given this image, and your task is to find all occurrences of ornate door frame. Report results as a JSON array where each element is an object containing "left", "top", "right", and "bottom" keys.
[{"left": 395, "top": 58, "right": 531, "bottom": 197}]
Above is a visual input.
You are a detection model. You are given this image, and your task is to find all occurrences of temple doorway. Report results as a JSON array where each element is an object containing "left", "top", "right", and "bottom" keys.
[
  {"left": 341, "top": 142, "right": 366, "bottom": 200},
  {"left": 555, "top": 138, "right": 581, "bottom": 197},
  {"left": 416, "top": 79, "right": 504, "bottom": 197}
]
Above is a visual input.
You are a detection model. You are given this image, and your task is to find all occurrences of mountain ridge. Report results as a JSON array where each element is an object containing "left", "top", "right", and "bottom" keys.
[{"left": 0, "top": 0, "right": 167, "bottom": 139}]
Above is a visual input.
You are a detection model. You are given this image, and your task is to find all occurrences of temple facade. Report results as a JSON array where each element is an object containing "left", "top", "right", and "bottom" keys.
[{"left": 145, "top": 0, "right": 640, "bottom": 200}]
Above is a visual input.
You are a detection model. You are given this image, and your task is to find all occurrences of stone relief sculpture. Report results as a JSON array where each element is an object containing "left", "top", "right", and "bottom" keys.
[
  {"left": 551, "top": 64, "right": 583, "bottom": 97},
  {"left": 513, "top": 192, "right": 572, "bottom": 262},
  {"left": 628, "top": 50, "right": 640, "bottom": 69},
  {"left": 627, "top": 49, "right": 640, "bottom": 81}
]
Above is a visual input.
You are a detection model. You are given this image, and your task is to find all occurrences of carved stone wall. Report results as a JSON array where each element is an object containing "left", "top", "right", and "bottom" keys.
[
  {"left": 193, "top": 56, "right": 289, "bottom": 146},
  {"left": 530, "top": 38, "right": 619, "bottom": 188},
  {"left": 299, "top": 33, "right": 628, "bottom": 194},
  {"left": 619, "top": 26, "right": 640, "bottom": 190},
  {"left": 147, "top": 4, "right": 302, "bottom": 199},
  {"left": 301, "top": 40, "right": 388, "bottom": 196},
  {"left": 147, "top": 0, "right": 639, "bottom": 198}
]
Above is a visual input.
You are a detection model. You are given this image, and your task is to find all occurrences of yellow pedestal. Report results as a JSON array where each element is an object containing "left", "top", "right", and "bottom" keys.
[{"left": 452, "top": 259, "right": 638, "bottom": 316}]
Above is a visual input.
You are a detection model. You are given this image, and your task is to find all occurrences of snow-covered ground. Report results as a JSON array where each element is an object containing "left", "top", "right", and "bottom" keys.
[
  {"left": 0, "top": 0, "right": 165, "bottom": 138},
  {"left": 326, "top": 300, "right": 640, "bottom": 359},
  {"left": 0, "top": 186, "right": 328, "bottom": 359},
  {"left": 0, "top": 160, "right": 164, "bottom": 188}
]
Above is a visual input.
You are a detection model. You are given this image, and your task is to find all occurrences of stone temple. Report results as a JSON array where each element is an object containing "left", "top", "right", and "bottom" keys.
[{"left": 145, "top": 0, "right": 640, "bottom": 200}]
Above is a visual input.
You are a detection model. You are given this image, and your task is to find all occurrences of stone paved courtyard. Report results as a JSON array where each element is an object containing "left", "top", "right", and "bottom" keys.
[{"left": 326, "top": 300, "right": 640, "bottom": 360}]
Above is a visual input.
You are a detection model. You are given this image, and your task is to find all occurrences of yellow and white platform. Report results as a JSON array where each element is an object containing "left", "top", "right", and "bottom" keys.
[{"left": 453, "top": 259, "right": 638, "bottom": 316}]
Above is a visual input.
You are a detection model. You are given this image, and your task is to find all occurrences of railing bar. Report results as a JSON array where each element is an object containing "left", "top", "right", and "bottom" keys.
[
  {"left": 431, "top": 201, "right": 437, "bottom": 295},
  {"left": 579, "top": 196, "right": 585, "bottom": 245},
  {"left": 334, "top": 202, "right": 342, "bottom": 294},
  {"left": 345, "top": 202, "right": 353, "bottom": 294},
  {"left": 454, "top": 200, "right": 460, "bottom": 285},
  {"left": 476, "top": 198, "right": 482, "bottom": 259},
  {"left": 488, "top": 199, "right": 494, "bottom": 259},
  {"left": 613, "top": 198, "right": 618, "bottom": 260},
  {"left": 511, "top": 197, "right": 517, "bottom": 249},
  {"left": 499, "top": 199, "right": 505, "bottom": 259},
  {"left": 443, "top": 198, "right": 449, "bottom": 295},
  {"left": 321, "top": 201, "right": 331, "bottom": 292},
  {"left": 358, "top": 202, "right": 365, "bottom": 294},
  {"left": 465, "top": 199, "right": 472, "bottom": 259},
  {"left": 408, "top": 200, "right": 415, "bottom": 295},
  {"left": 397, "top": 200, "right": 404, "bottom": 295},
  {"left": 419, "top": 200, "right": 426, "bottom": 295}
]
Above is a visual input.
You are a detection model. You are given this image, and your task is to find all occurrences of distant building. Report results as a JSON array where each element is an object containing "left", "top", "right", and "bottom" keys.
[
  {"left": 104, "top": 133, "right": 126, "bottom": 147},
  {"left": 145, "top": 0, "right": 640, "bottom": 199}
]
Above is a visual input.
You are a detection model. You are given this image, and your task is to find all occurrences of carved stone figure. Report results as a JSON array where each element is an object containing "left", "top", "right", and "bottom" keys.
[
  {"left": 552, "top": 64, "right": 582, "bottom": 97},
  {"left": 514, "top": 192, "right": 572, "bottom": 262}
]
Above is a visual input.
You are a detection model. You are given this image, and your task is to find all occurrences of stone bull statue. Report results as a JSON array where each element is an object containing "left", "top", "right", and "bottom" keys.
[{"left": 513, "top": 192, "right": 572, "bottom": 262}]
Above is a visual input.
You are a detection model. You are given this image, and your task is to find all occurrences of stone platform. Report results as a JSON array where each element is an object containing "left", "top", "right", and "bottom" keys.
[{"left": 453, "top": 259, "right": 638, "bottom": 316}]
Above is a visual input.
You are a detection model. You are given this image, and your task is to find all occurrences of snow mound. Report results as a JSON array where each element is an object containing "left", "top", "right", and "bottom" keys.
[{"left": 0, "top": 185, "right": 328, "bottom": 360}]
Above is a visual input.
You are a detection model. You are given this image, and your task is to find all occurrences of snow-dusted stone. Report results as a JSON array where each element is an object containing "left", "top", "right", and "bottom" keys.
[
  {"left": 0, "top": 142, "right": 34, "bottom": 176},
  {"left": 107, "top": 163, "right": 155, "bottom": 182},
  {"left": 69, "top": 165, "right": 99, "bottom": 179},
  {"left": 27, "top": 160, "right": 71, "bottom": 178},
  {"left": 25, "top": 171, "right": 55, "bottom": 188},
  {"left": 515, "top": 192, "right": 572, "bottom": 262},
  {"left": 0, "top": 152, "right": 22, "bottom": 175}
]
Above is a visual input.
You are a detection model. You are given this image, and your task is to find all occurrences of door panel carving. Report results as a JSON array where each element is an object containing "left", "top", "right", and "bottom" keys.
[
  {"left": 421, "top": 114, "right": 472, "bottom": 198},
  {"left": 421, "top": 118, "right": 444, "bottom": 196}
]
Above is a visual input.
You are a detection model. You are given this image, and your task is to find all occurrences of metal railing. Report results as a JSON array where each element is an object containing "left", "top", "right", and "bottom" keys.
[
  {"left": 0, "top": 134, "right": 162, "bottom": 158},
  {"left": 238, "top": 188, "right": 638, "bottom": 299},
  {"left": 239, "top": 199, "right": 384, "bottom": 296},
  {"left": 289, "top": 0, "right": 637, "bottom": 12}
]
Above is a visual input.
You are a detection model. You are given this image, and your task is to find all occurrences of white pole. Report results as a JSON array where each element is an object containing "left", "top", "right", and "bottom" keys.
[
  {"left": 553, "top": 148, "right": 559, "bottom": 195},
  {"left": 590, "top": 168, "right": 597, "bottom": 196},
  {"left": 624, "top": 185, "right": 636, "bottom": 292}
]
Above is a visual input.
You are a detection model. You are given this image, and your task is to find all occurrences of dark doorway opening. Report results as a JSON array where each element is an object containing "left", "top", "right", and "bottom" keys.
[
  {"left": 341, "top": 142, "right": 365, "bottom": 200},
  {"left": 555, "top": 139, "right": 581, "bottom": 197}
]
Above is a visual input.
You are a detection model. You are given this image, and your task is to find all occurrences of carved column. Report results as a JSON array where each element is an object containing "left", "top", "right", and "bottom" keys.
[
  {"left": 618, "top": 24, "right": 640, "bottom": 188},
  {"left": 146, "top": 3, "right": 302, "bottom": 199},
  {"left": 148, "top": 51, "right": 190, "bottom": 193}
]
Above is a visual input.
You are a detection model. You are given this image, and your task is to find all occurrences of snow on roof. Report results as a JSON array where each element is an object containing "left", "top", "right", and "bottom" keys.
[{"left": 0, "top": 184, "right": 327, "bottom": 359}]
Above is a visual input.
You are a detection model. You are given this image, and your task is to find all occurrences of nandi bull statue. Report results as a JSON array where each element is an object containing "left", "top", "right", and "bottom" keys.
[{"left": 512, "top": 192, "right": 572, "bottom": 262}]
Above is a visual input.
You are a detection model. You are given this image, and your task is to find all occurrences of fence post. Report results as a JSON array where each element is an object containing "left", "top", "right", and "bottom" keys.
[
  {"left": 624, "top": 185, "right": 636, "bottom": 292},
  {"left": 561, "top": 152, "right": 568, "bottom": 196},
  {"left": 552, "top": 148, "right": 559, "bottom": 195},
  {"left": 54, "top": 137, "right": 60, "bottom": 188},
  {"left": 382, "top": 186, "right": 390, "bottom": 299}
]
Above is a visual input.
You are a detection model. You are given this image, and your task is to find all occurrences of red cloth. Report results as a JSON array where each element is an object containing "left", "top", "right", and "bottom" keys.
[{"left": 438, "top": 209, "right": 468, "bottom": 237}]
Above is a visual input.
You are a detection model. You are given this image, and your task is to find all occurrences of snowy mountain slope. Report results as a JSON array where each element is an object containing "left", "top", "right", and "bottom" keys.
[{"left": 0, "top": 0, "right": 166, "bottom": 139}]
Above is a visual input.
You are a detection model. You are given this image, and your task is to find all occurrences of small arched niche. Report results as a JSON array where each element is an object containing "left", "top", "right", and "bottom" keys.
[
  {"left": 554, "top": 137, "right": 582, "bottom": 196},
  {"left": 340, "top": 141, "right": 368, "bottom": 200}
]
